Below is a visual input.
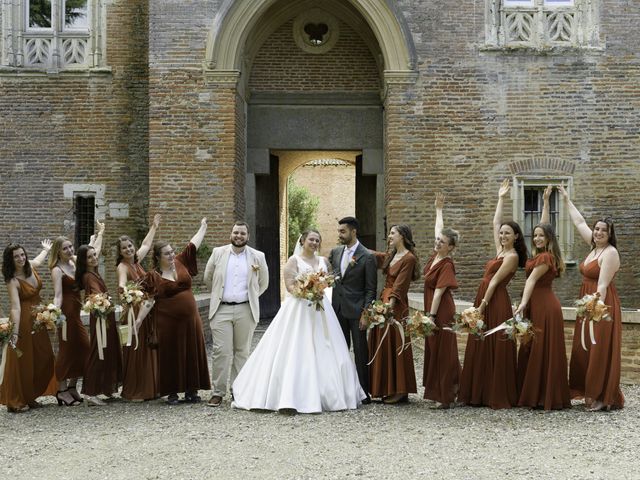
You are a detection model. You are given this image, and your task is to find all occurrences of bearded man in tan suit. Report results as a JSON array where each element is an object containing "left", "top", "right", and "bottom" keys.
[{"left": 204, "top": 222, "right": 269, "bottom": 407}]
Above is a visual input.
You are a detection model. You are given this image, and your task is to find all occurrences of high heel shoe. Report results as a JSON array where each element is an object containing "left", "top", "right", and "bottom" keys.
[
  {"left": 382, "top": 394, "right": 409, "bottom": 405},
  {"left": 56, "top": 389, "right": 81, "bottom": 407},
  {"left": 68, "top": 386, "right": 84, "bottom": 403}
]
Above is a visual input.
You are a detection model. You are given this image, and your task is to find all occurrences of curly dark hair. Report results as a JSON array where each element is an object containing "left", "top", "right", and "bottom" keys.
[
  {"left": 74, "top": 245, "right": 93, "bottom": 291},
  {"left": 382, "top": 224, "right": 421, "bottom": 281},
  {"left": 115, "top": 235, "right": 139, "bottom": 266},
  {"left": 500, "top": 221, "right": 528, "bottom": 268}
]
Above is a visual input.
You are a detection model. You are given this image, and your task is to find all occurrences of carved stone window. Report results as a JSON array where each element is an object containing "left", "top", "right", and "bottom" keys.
[
  {"left": 293, "top": 9, "right": 339, "bottom": 54},
  {"left": 1, "top": 0, "right": 106, "bottom": 72},
  {"left": 486, "top": 0, "right": 601, "bottom": 51}
]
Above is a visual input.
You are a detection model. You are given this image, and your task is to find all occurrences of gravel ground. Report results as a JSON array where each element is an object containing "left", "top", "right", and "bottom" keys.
[{"left": 2, "top": 326, "right": 639, "bottom": 480}]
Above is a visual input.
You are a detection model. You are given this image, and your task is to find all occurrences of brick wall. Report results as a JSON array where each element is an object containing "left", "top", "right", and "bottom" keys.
[
  {"left": 249, "top": 19, "right": 380, "bottom": 93},
  {"left": 0, "top": 0, "right": 150, "bottom": 306}
]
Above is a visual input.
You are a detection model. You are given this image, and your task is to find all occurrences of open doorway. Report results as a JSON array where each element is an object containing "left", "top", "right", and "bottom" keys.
[{"left": 252, "top": 150, "right": 378, "bottom": 320}]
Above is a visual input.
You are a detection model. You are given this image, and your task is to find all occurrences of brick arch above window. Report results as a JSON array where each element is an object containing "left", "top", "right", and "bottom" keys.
[
  {"left": 484, "top": 0, "right": 603, "bottom": 52},
  {"left": 1, "top": 0, "right": 107, "bottom": 72}
]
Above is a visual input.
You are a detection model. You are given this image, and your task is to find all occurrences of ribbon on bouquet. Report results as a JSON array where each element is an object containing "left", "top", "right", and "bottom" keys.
[
  {"left": 60, "top": 318, "right": 67, "bottom": 341},
  {"left": 125, "top": 306, "right": 139, "bottom": 350},
  {"left": 0, "top": 343, "right": 7, "bottom": 386},
  {"left": 313, "top": 309, "right": 331, "bottom": 347},
  {"left": 580, "top": 317, "right": 597, "bottom": 351},
  {"left": 96, "top": 315, "right": 108, "bottom": 361},
  {"left": 482, "top": 321, "right": 512, "bottom": 338},
  {"left": 367, "top": 319, "right": 406, "bottom": 366}
]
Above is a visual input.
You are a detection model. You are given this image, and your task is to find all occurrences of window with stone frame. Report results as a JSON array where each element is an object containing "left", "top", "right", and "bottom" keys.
[
  {"left": 512, "top": 177, "right": 574, "bottom": 261},
  {"left": 73, "top": 192, "right": 95, "bottom": 247},
  {"left": 485, "top": 0, "right": 601, "bottom": 50},
  {"left": 1, "top": 0, "right": 105, "bottom": 71}
]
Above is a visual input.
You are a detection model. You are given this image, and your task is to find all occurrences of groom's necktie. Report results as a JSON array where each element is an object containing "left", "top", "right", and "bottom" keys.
[{"left": 340, "top": 246, "right": 352, "bottom": 277}]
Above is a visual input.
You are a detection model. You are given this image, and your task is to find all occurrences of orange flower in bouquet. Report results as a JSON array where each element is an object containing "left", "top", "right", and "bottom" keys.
[
  {"left": 575, "top": 292, "right": 610, "bottom": 323},
  {"left": 292, "top": 271, "right": 336, "bottom": 311},
  {"left": 361, "top": 300, "right": 394, "bottom": 330},
  {"left": 31, "top": 302, "right": 65, "bottom": 334},
  {"left": 451, "top": 307, "right": 485, "bottom": 337},
  {"left": 405, "top": 310, "right": 438, "bottom": 339}
]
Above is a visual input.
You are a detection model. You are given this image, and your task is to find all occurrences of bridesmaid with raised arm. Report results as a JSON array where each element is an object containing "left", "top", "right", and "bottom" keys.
[
  {"left": 49, "top": 223, "right": 104, "bottom": 406},
  {"left": 368, "top": 224, "right": 420, "bottom": 404},
  {"left": 422, "top": 193, "right": 461, "bottom": 409},
  {"left": 1, "top": 241, "right": 57, "bottom": 412},
  {"left": 459, "top": 179, "right": 527, "bottom": 409},
  {"left": 76, "top": 226, "right": 123, "bottom": 406},
  {"left": 116, "top": 214, "right": 160, "bottom": 401},
  {"left": 514, "top": 186, "right": 571, "bottom": 410},
  {"left": 135, "top": 218, "right": 211, "bottom": 405},
  {"left": 559, "top": 185, "right": 624, "bottom": 411}
]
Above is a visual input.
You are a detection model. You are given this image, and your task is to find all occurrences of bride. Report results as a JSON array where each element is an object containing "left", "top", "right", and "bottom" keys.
[{"left": 232, "top": 229, "right": 366, "bottom": 413}]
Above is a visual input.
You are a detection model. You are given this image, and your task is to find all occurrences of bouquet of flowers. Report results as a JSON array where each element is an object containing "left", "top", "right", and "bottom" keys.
[
  {"left": 119, "top": 281, "right": 147, "bottom": 348},
  {"left": 120, "top": 281, "right": 146, "bottom": 308},
  {"left": 82, "top": 293, "right": 115, "bottom": 360},
  {"left": 291, "top": 271, "right": 336, "bottom": 311},
  {"left": 31, "top": 302, "right": 65, "bottom": 334},
  {"left": 484, "top": 312, "right": 534, "bottom": 345},
  {"left": 405, "top": 311, "right": 438, "bottom": 339},
  {"left": 575, "top": 292, "right": 611, "bottom": 350},
  {"left": 361, "top": 300, "right": 394, "bottom": 330},
  {"left": 82, "top": 293, "right": 115, "bottom": 318},
  {"left": 450, "top": 307, "right": 485, "bottom": 337},
  {"left": 0, "top": 318, "right": 22, "bottom": 357},
  {"left": 575, "top": 292, "right": 610, "bottom": 323}
]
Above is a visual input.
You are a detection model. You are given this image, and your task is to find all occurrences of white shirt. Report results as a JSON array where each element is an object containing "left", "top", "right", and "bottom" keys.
[
  {"left": 340, "top": 241, "right": 360, "bottom": 277},
  {"left": 221, "top": 248, "right": 249, "bottom": 303}
]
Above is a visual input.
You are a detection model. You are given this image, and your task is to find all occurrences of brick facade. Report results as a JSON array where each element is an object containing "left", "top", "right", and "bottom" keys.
[{"left": 1, "top": 0, "right": 639, "bottom": 316}]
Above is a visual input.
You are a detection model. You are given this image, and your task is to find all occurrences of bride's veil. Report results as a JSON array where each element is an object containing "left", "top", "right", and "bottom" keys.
[{"left": 293, "top": 234, "right": 304, "bottom": 256}]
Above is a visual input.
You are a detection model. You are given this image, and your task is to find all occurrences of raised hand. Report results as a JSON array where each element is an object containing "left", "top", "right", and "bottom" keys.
[
  {"left": 435, "top": 192, "right": 445, "bottom": 210},
  {"left": 557, "top": 185, "right": 569, "bottom": 200},
  {"left": 41, "top": 238, "right": 52, "bottom": 251},
  {"left": 498, "top": 178, "right": 510, "bottom": 198},
  {"left": 543, "top": 185, "right": 552, "bottom": 202},
  {"left": 201, "top": 217, "right": 207, "bottom": 228},
  {"left": 96, "top": 220, "right": 105, "bottom": 235},
  {"left": 152, "top": 214, "right": 161, "bottom": 229}
]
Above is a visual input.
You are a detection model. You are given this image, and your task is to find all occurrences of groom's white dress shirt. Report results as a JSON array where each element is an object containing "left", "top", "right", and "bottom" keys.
[{"left": 340, "top": 241, "right": 360, "bottom": 277}]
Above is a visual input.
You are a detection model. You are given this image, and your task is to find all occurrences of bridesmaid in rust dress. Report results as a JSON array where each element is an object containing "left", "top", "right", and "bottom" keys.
[
  {"left": 559, "top": 186, "right": 624, "bottom": 411},
  {"left": 136, "top": 218, "right": 211, "bottom": 405},
  {"left": 49, "top": 225, "right": 103, "bottom": 406},
  {"left": 368, "top": 224, "right": 420, "bottom": 404},
  {"left": 422, "top": 194, "right": 460, "bottom": 409},
  {"left": 459, "top": 179, "right": 527, "bottom": 409},
  {"left": 1, "top": 241, "right": 57, "bottom": 412},
  {"left": 116, "top": 214, "right": 160, "bottom": 401},
  {"left": 76, "top": 242, "right": 123, "bottom": 406},
  {"left": 514, "top": 187, "right": 570, "bottom": 410}
]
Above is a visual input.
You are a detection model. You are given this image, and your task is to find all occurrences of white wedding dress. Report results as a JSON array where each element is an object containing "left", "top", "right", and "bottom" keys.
[{"left": 232, "top": 255, "right": 366, "bottom": 413}]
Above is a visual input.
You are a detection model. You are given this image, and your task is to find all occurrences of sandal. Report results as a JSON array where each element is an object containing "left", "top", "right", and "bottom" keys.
[
  {"left": 166, "top": 394, "right": 179, "bottom": 405},
  {"left": 68, "top": 386, "right": 84, "bottom": 403}
]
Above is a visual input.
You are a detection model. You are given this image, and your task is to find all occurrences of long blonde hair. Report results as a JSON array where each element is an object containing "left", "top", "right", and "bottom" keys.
[{"left": 48, "top": 236, "right": 70, "bottom": 270}]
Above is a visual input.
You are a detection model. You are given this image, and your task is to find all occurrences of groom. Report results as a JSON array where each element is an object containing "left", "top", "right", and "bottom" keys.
[{"left": 329, "top": 216, "right": 377, "bottom": 401}]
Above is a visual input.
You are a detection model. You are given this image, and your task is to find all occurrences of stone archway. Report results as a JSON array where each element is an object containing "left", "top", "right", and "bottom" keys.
[{"left": 203, "top": 0, "right": 417, "bottom": 318}]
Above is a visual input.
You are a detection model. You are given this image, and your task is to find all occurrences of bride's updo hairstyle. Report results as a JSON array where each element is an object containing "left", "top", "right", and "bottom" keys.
[{"left": 299, "top": 229, "right": 322, "bottom": 248}]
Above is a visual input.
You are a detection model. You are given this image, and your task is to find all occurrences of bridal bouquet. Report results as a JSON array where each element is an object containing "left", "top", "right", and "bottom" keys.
[
  {"left": 484, "top": 312, "right": 534, "bottom": 345},
  {"left": 405, "top": 311, "right": 438, "bottom": 339},
  {"left": 292, "top": 271, "right": 336, "bottom": 311},
  {"left": 450, "top": 307, "right": 485, "bottom": 337},
  {"left": 361, "top": 300, "right": 394, "bottom": 330},
  {"left": 31, "top": 302, "right": 65, "bottom": 334},
  {"left": 119, "top": 281, "right": 146, "bottom": 348},
  {"left": 575, "top": 292, "right": 610, "bottom": 323}
]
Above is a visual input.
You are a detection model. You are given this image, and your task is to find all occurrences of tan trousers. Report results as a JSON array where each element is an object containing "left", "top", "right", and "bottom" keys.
[{"left": 210, "top": 303, "right": 256, "bottom": 397}]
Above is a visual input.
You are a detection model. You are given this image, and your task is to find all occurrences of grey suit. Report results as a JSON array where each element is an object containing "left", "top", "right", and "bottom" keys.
[{"left": 329, "top": 242, "right": 377, "bottom": 395}]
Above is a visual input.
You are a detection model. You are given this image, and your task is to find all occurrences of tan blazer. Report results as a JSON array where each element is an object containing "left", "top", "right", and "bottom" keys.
[{"left": 203, "top": 244, "right": 269, "bottom": 323}]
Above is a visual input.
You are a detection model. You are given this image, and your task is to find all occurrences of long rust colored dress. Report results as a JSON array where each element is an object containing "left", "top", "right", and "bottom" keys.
[
  {"left": 144, "top": 243, "right": 210, "bottom": 396},
  {"left": 55, "top": 269, "right": 90, "bottom": 381},
  {"left": 517, "top": 252, "right": 571, "bottom": 410},
  {"left": 81, "top": 272, "right": 123, "bottom": 396},
  {"left": 458, "top": 257, "right": 518, "bottom": 409},
  {"left": 368, "top": 252, "right": 417, "bottom": 398},
  {"left": 568, "top": 259, "right": 624, "bottom": 409},
  {"left": 422, "top": 255, "right": 460, "bottom": 405},
  {"left": 120, "top": 262, "right": 158, "bottom": 401},
  {"left": 0, "top": 269, "right": 57, "bottom": 409}
]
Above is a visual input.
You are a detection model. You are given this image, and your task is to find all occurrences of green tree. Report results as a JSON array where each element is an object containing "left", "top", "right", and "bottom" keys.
[{"left": 287, "top": 177, "right": 319, "bottom": 256}]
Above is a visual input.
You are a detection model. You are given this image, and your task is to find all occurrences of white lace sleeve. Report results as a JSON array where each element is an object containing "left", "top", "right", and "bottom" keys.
[{"left": 283, "top": 256, "right": 299, "bottom": 294}]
